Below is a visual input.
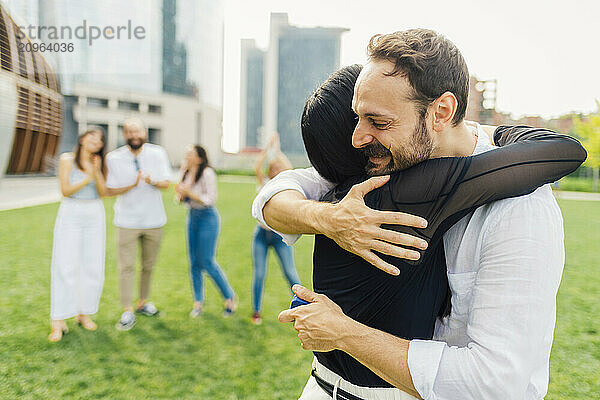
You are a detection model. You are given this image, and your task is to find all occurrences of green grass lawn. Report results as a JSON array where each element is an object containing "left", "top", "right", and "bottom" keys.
[
  {"left": 557, "top": 176, "right": 599, "bottom": 192},
  {"left": 0, "top": 180, "right": 598, "bottom": 399}
]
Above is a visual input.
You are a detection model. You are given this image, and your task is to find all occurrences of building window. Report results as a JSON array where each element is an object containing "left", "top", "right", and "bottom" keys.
[
  {"left": 15, "top": 34, "right": 28, "bottom": 78},
  {"left": 196, "top": 111, "right": 202, "bottom": 144},
  {"left": 148, "top": 128, "right": 161, "bottom": 144},
  {"left": 34, "top": 53, "right": 48, "bottom": 87},
  {"left": 0, "top": 12, "right": 12, "bottom": 72},
  {"left": 148, "top": 104, "right": 162, "bottom": 114},
  {"left": 118, "top": 100, "right": 140, "bottom": 111},
  {"left": 86, "top": 123, "right": 108, "bottom": 135},
  {"left": 87, "top": 97, "right": 109, "bottom": 108},
  {"left": 117, "top": 125, "right": 125, "bottom": 147}
]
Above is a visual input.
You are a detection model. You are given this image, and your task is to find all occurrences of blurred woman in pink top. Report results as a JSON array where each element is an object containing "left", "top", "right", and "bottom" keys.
[{"left": 175, "top": 145, "right": 236, "bottom": 318}]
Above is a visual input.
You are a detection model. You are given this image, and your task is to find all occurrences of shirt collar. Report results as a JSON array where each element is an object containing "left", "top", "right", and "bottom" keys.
[{"left": 465, "top": 121, "right": 495, "bottom": 156}]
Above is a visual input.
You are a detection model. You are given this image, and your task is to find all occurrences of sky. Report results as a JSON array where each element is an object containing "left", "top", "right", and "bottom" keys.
[{"left": 221, "top": 0, "right": 600, "bottom": 152}]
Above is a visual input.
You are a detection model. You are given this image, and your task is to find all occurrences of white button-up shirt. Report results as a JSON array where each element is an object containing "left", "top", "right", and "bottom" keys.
[
  {"left": 251, "top": 122, "right": 564, "bottom": 399},
  {"left": 106, "top": 143, "right": 172, "bottom": 229}
]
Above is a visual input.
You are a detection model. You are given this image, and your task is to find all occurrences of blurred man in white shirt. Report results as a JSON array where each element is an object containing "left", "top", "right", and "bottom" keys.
[{"left": 105, "top": 118, "right": 171, "bottom": 331}]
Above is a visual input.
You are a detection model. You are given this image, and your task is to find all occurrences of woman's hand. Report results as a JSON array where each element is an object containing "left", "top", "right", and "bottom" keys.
[
  {"left": 135, "top": 171, "right": 143, "bottom": 186},
  {"left": 92, "top": 155, "right": 101, "bottom": 170},
  {"left": 82, "top": 161, "right": 95, "bottom": 182},
  {"left": 91, "top": 155, "right": 103, "bottom": 177},
  {"left": 174, "top": 192, "right": 183, "bottom": 203},
  {"left": 180, "top": 158, "right": 190, "bottom": 173},
  {"left": 175, "top": 183, "right": 190, "bottom": 197},
  {"left": 268, "top": 132, "right": 281, "bottom": 151}
]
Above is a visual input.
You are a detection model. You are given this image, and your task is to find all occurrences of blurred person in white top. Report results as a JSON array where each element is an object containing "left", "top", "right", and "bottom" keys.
[
  {"left": 105, "top": 117, "right": 171, "bottom": 331},
  {"left": 255, "top": 29, "right": 567, "bottom": 399}
]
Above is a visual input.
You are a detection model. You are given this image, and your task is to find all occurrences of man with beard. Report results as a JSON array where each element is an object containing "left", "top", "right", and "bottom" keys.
[
  {"left": 105, "top": 118, "right": 171, "bottom": 331},
  {"left": 254, "top": 29, "right": 567, "bottom": 399}
]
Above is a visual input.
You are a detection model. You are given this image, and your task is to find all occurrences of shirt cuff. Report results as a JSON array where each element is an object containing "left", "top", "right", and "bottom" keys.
[
  {"left": 276, "top": 232, "right": 300, "bottom": 246},
  {"left": 407, "top": 339, "right": 446, "bottom": 400},
  {"left": 251, "top": 181, "right": 306, "bottom": 246}
]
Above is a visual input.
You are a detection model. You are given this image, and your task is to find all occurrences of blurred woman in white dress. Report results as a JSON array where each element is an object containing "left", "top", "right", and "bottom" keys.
[{"left": 49, "top": 128, "right": 120, "bottom": 342}]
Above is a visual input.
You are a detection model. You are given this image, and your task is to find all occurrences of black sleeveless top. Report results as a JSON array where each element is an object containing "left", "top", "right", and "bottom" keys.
[{"left": 312, "top": 126, "right": 586, "bottom": 387}]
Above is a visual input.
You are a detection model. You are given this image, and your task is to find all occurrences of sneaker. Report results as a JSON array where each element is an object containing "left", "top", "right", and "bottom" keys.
[
  {"left": 136, "top": 302, "right": 160, "bottom": 317},
  {"left": 251, "top": 312, "right": 262, "bottom": 325},
  {"left": 115, "top": 311, "right": 136, "bottom": 331},
  {"left": 223, "top": 298, "right": 236, "bottom": 317},
  {"left": 189, "top": 308, "right": 203, "bottom": 318},
  {"left": 223, "top": 306, "right": 235, "bottom": 318}
]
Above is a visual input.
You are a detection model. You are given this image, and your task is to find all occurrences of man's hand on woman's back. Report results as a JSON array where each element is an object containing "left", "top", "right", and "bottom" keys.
[
  {"left": 315, "top": 175, "right": 428, "bottom": 275},
  {"left": 261, "top": 173, "right": 429, "bottom": 276}
]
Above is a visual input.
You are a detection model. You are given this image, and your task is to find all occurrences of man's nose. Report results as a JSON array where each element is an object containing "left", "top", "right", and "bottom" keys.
[{"left": 352, "top": 123, "right": 374, "bottom": 148}]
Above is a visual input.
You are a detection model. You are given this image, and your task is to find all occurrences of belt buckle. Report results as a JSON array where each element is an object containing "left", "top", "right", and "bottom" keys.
[{"left": 311, "top": 369, "right": 364, "bottom": 400}]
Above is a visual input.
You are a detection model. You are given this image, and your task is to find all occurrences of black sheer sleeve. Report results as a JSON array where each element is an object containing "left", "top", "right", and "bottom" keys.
[
  {"left": 436, "top": 126, "right": 586, "bottom": 223},
  {"left": 356, "top": 126, "right": 586, "bottom": 263}
]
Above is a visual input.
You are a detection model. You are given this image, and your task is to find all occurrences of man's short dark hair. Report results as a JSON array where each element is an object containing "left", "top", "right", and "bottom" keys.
[{"left": 367, "top": 29, "right": 469, "bottom": 126}]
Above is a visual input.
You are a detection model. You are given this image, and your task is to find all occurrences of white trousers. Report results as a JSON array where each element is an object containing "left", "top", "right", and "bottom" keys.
[
  {"left": 299, "top": 358, "right": 419, "bottom": 400},
  {"left": 50, "top": 198, "right": 106, "bottom": 320}
]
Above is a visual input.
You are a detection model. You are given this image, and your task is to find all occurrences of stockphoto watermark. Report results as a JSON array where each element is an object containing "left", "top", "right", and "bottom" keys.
[{"left": 17, "top": 20, "right": 146, "bottom": 46}]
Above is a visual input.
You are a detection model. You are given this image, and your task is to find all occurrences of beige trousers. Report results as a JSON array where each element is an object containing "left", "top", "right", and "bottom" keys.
[
  {"left": 117, "top": 227, "right": 163, "bottom": 308},
  {"left": 299, "top": 358, "right": 419, "bottom": 400}
]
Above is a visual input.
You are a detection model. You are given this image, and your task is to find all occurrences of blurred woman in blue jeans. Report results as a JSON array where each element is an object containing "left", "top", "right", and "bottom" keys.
[
  {"left": 175, "top": 145, "right": 236, "bottom": 317},
  {"left": 251, "top": 133, "right": 301, "bottom": 324}
]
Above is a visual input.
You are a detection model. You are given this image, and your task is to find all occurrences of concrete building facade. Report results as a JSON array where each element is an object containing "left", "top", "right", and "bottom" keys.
[
  {"left": 0, "top": 3, "right": 62, "bottom": 177},
  {"left": 239, "top": 39, "right": 264, "bottom": 150},
  {"left": 253, "top": 13, "right": 347, "bottom": 157},
  {"left": 3, "top": 0, "right": 225, "bottom": 168},
  {"left": 68, "top": 83, "right": 222, "bottom": 168}
]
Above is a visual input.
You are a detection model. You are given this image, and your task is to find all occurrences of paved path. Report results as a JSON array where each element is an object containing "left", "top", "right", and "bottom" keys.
[
  {"left": 218, "top": 175, "right": 256, "bottom": 184},
  {"left": 0, "top": 176, "right": 61, "bottom": 211},
  {"left": 552, "top": 190, "right": 600, "bottom": 201},
  {"left": 1, "top": 176, "right": 598, "bottom": 212}
]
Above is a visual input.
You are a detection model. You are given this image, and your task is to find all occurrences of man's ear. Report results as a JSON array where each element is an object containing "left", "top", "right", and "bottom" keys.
[{"left": 431, "top": 91, "right": 458, "bottom": 133}]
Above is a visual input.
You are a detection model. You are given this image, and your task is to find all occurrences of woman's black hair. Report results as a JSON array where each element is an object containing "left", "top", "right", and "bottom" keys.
[
  {"left": 75, "top": 127, "right": 106, "bottom": 177},
  {"left": 183, "top": 145, "right": 209, "bottom": 183},
  {"left": 301, "top": 64, "right": 367, "bottom": 184},
  {"left": 303, "top": 65, "right": 455, "bottom": 319}
]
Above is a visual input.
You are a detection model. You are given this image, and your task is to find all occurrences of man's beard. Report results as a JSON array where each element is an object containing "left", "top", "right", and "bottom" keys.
[
  {"left": 127, "top": 138, "right": 146, "bottom": 150},
  {"left": 361, "top": 115, "right": 434, "bottom": 176}
]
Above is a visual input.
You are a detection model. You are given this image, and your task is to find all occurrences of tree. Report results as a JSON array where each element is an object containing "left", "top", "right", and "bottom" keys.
[{"left": 573, "top": 100, "right": 600, "bottom": 192}]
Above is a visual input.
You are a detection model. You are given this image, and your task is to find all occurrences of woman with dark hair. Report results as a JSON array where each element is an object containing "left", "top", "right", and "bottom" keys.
[
  {"left": 294, "top": 65, "right": 586, "bottom": 390},
  {"left": 175, "top": 145, "right": 236, "bottom": 317},
  {"left": 302, "top": 64, "right": 366, "bottom": 184},
  {"left": 49, "top": 127, "right": 117, "bottom": 342}
]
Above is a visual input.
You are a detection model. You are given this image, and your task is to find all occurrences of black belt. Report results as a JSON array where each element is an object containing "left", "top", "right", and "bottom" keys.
[{"left": 311, "top": 369, "right": 366, "bottom": 400}]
